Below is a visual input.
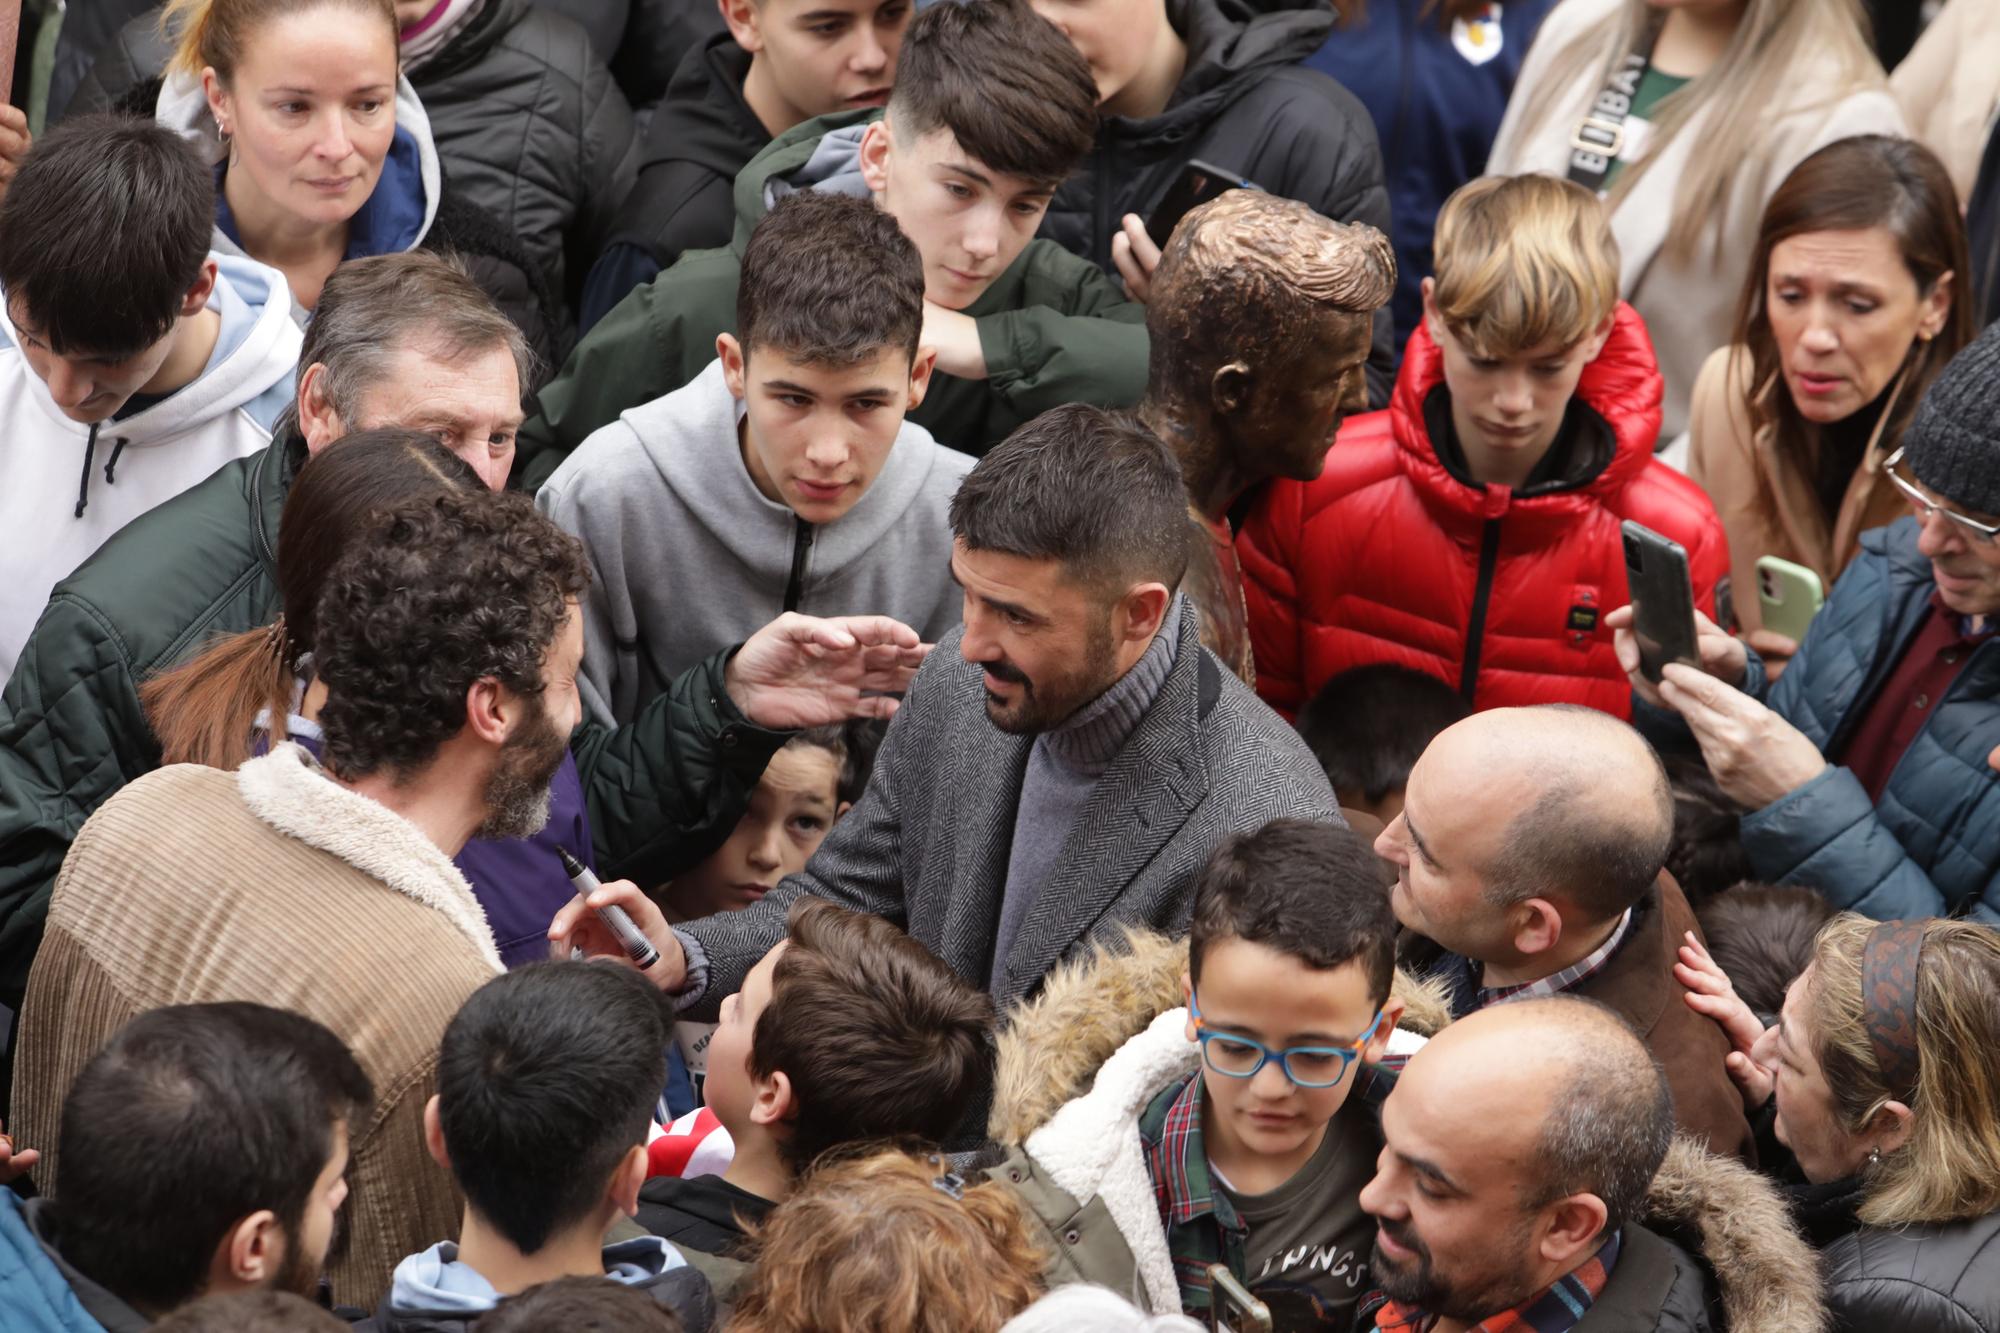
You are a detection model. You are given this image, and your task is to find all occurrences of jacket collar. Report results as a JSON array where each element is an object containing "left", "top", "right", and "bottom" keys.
[
  {"left": 236, "top": 742, "right": 503, "bottom": 970},
  {"left": 1386, "top": 301, "right": 1664, "bottom": 534},
  {"left": 1100, "top": 0, "right": 1332, "bottom": 135}
]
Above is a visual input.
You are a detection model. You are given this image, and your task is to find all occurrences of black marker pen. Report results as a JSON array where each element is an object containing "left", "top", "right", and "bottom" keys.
[{"left": 557, "top": 847, "right": 661, "bottom": 970}]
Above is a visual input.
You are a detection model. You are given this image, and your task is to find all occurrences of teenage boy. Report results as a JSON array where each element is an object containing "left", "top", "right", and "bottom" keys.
[
  {"left": 0, "top": 113, "right": 299, "bottom": 685},
  {"left": 996, "top": 819, "right": 1406, "bottom": 1325},
  {"left": 1240, "top": 173, "right": 1727, "bottom": 721},
  {"left": 517, "top": 0, "right": 1141, "bottom": 488},
  {"left": 362, "top": 963, "right": 714, "bottom": 1332},
  {"left": 634, "top": 898, "right": 993, "bottom": 1293},
  {"left": 582, "top": 0, "right": 916, "bottom": 328},
  {"left": 542, "top": 191, "right": 969, "bottom": 726},
  {"left": 0, "top": 1003, "right": 368, "bottom": 1328},
  {"left": 1027, "top": 0, "right": 1395, "bottom": 403}
]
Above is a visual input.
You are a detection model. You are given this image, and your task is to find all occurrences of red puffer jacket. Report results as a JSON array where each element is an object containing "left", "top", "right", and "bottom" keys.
[{"left": 1239, "top": 303, "right": 1727, "bottom": 720}]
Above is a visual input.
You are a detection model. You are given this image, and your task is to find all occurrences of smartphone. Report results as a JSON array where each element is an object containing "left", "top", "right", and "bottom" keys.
[
  {"left": 1755, "top": 556, "right": 1825, "bottom": 643},
  {"left": 1147, "top": 161, "right": 1259, "bottom": 249},
  {"left": 1621, "top": 520, "right": 1699, "bottom": 685},
  {"left": 1207, "top": 1265, "right": 1274, "bottom": 1333}
]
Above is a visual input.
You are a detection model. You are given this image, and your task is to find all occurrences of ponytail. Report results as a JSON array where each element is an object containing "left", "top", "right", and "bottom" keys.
[{"left": 140, "top": 619, "right": 294, "bottom": 769}]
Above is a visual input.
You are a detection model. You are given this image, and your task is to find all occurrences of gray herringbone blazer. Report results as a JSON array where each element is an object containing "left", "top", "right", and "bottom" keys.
[{"left": 679, "top": 608, "right": 1342, "bottom": 1018}]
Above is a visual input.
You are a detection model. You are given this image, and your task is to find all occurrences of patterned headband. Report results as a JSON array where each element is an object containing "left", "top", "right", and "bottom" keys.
[{"left": 1860, "top": 919, "right": 1927, "bottom": 1106}]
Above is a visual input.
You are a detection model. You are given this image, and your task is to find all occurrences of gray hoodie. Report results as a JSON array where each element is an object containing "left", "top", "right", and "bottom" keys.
[{"left": 540, "top": 358, "right": 973, "bottom": 726}]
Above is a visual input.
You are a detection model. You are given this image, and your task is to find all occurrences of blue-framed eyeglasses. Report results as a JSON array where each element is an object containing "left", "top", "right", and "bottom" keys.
[{"left": 1189, "top": 994, "right": 1383, "bottom": 1089}]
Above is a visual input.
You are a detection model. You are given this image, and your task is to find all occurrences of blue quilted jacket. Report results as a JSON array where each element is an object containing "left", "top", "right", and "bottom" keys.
[
  {"left": 1735, "top": 518, "right": 2000, "bottom": 922},
  {"left": 0, "top": 1192, "right": 107, "bottom": 1333}
]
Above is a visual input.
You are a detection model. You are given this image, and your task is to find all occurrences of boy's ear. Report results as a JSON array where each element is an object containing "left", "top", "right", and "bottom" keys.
[
  {"left": 181, "top": 259, "right": 221, "bottom": 319},
  {"left": 859, "top": 119, "right": 894, "bottom": 196},
  {"left": 719, "top": 332, "right": 749, "bottom": 400},
  {"left": 1181, "top": 969, "right": 1196, "bottom": 1042},
  {"left": 906, "top": 346, "right": 938, "bottom": 411},
  {"left": 834, "top": 799, "right": 853, "bottom": 822},
  {"left": 422, "top": 1094, "right": 451, "bottom": 1172},
  {"left": 719, "top": 0, "right": 763, "bottom": 52},
  {"left": 749, "top": 1067, "right": 797, "bottom": 1130},
  {"left": 1581, "top": 310, "right": 1616, "bottom": 362},
  {"left": 1365, "top": 996, "right": 1405, "bottom": 1064},
  {"left": 1420, "top": 275, "right": 1443, "bottom": 346},
  {"left": 610, "top": 1142, "right": 650, "bottom": 1218}
]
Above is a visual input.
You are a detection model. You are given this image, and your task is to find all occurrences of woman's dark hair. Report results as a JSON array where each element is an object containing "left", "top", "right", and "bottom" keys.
[
  {"left": 1736, "top": 135, "right": 1975, "bottom": 514},
  {"left": 141, "top": 431, "right": 483, "bottom": 769}
]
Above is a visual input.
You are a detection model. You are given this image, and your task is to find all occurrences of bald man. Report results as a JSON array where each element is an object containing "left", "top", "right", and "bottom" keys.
[
  {"left": 1360, "top": 996, "right": 1714, "bottom": 1331},
  {"left": 1374, "top": 704, "right": 1752, "bottom": 1161}
]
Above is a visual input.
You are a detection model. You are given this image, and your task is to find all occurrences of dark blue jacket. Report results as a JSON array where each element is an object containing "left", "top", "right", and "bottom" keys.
[
  {"left": 1711, "top": 518, "right": 2000, "bottom": 922},
  {"left": 1302, "top": 0, "right": 1559, "bottom": 355}
]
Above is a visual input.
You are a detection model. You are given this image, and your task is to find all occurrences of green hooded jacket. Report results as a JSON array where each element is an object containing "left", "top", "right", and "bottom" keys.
[
  {"left": 515, "top": 109, "right": 1150, "bottom": 490},
  {"left": 0, "top": 435, "right": 788, "bottom": 1035}
]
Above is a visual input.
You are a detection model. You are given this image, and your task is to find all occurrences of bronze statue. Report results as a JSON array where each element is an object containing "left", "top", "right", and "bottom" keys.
[{"left": 1139, "top": 191, "right": 1395, "bottom": 684}]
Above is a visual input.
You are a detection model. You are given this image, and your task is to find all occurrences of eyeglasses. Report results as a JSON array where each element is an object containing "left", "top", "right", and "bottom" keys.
[
  {"left": 1189, "top": 995, "right": 1383, "bottom": 1089},
  {"left": 1884, "top": 448, "right": 2000, "bottom": 547}
]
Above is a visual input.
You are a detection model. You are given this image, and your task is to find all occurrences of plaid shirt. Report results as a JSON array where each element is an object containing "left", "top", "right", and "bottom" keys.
[
  {"left": 1138, "top": 1063, "right": 1394, "bottom": 1314},
  {"left": 1430, "top": 907, "right": 1637, "bottom": 1018},
  {"left": 1370, "top": 1231, "right": 1622, "bottom": 1333}
]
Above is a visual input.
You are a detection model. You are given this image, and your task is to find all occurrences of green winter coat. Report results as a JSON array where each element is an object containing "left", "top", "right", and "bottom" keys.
[
  {"left": 515, "top": 108, "right": 1150, "bottom": 490},
  {"left": 0, "top": 434, "right": 789, "bottom": 1024}
]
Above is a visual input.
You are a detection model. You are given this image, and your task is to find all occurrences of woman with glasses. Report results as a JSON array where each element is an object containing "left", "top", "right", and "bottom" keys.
[
  {"left": 1608, "top": 322, "right": 2000, "bottom": 925},
  {"left": 1688, "top": 136, "right": 1973, "bottom": 676}
]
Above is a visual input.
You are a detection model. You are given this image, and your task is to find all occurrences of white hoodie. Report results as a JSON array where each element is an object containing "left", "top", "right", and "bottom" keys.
[{"left": 0, "top": 254, "right": 301, "bottom": 685}]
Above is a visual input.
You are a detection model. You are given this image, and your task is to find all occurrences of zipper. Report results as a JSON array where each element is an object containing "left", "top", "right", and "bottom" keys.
[
  {"left": 783, "top": 516, "right": 815, "bottom": 613},
  {"left": 1458, "top": 517, "right": 1504, "bottom": 704}
]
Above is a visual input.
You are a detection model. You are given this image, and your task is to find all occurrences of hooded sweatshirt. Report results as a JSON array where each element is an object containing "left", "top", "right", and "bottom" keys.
[
  {"left": 155, "top": 70, "right": 445, "bottom": 329},
  {"left": 1040, "top": 0, "right": 1395, "bottom": 403},
  {"left": 365, "top": 1236, "right": 714, "bottom": 1333},
  {"left": 517, "top": 108, "right": 1148, "bottom": 489},
  {"left": 539, "top": 358, "right": 972, "bottom": 727},
  {"left": 0, "top": 255, "right": 300, "bottom": 686}
]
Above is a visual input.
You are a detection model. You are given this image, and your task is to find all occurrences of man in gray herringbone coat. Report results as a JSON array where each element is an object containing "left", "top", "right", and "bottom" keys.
[{"left": 557, "top": 404, "right": 1341, "bottom": 1024}]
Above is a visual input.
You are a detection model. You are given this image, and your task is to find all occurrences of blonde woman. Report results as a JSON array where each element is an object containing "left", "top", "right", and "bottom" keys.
[
  {"left": 1679, "top": 915, "right": 2000, "bottom": 1331},
  {"left": 1487, "top": 0, "right": 1904, "bottom": 447}
]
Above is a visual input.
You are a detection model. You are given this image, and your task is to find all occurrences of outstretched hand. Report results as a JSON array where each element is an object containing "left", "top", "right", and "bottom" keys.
[
  {"left": 548, "top": 878, "right": 688, "bottom": 994},
  {"left": 0, "top": 1122, "right": 40, "bottom": 1184},
  {"left": 1675, "top": 931, "right": 1775, "bottom": 1112},
  {"left": 726, "top": 613, "right": 931, "bottom": 731},
  {"left": 1658, "top": 663, "right": 1827, "bottom": 810}
]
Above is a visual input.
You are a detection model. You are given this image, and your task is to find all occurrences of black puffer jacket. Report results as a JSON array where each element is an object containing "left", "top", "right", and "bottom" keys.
[
  {"left": 1821, "top": 1211, "right": 2000, "bottom": 1333},
  {"left": 605, "top": 0, "right": 726, "bottom": 111},
  {"left": 62, "top": 0, "right": 636, "bottom": 315},
  {"left": 1041, "top": 0, "right": 1395, "bottom": 404},
  {"left": 580, "top": 32, "right": 768, "bottom": 329}
]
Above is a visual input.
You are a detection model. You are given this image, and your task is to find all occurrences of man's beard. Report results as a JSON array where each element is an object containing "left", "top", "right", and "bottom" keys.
[
  {"left": 1371, "top": 1215, "right": 1540, "bottom": 1323},
  {"left": 980, "top": 619, "right": 1123, "bottom": 736},
  {"left": 474, "top": 701, "right": 568, "bottom": 841}
]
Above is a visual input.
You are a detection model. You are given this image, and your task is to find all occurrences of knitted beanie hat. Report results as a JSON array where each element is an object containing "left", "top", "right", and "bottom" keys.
[{"left": 1903, "top": 322, "right": 2000, "bottom": 518}]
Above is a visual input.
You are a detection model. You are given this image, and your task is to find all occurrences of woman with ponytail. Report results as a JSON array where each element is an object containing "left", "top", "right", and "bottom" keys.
[{"left": 141, "top": 428, "right": 597, "bottom": 967}]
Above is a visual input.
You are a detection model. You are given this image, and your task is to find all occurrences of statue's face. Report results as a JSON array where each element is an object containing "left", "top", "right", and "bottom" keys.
[{"left": 1234, "top": 309, "right": 1376, "bottom": 483}]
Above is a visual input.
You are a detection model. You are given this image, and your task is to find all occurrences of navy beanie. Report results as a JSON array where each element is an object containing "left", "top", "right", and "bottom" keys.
[{"left": 1903, "top": 322, "right": 2000, "bottom": 517}]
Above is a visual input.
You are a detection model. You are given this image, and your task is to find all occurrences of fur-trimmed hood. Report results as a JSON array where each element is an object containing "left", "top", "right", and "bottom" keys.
[
  {"left": 1646, "top": 1135, "right": 1827, "bottom": 1332},
  {"left": 238, "top": 743, "right": 502, "bottom": 971}
]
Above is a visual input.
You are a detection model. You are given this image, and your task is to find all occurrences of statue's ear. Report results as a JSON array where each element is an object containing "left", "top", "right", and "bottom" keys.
[{"left": 1211, "top": 361, "right": 1252, "bottom": 416}]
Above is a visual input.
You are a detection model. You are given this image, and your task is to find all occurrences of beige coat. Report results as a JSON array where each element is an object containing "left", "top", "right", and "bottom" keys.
[
  {"left": 1892, "top": 0, "right": 2000, "bottom": 203},
  {"left": 1487, "top": 0, "right": 1904, "bottom": 446},
  {"left": 13, "top": 744, "right": 503, "bottom": 1307},
  {"left": 1686, "top": 344, "right": 1909, "bottom": 634}
]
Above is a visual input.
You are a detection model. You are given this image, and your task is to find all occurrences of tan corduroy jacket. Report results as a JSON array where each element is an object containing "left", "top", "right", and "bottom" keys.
[
  {"left": 1487, "top": 0, "right": 1904, "bottom": 446},
  {"left": 13, "top": 744, "right": 502, "bottom": 1308},
  {"left": 1685, "top": 344, "right": 1909, "bottom": 636}
]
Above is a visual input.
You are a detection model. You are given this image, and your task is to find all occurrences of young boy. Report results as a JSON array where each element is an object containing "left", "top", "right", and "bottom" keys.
[
  {"left": 635, "top": 898, "right": 993, "bottom": 1293},
  {"left": 518, "top": 0, "right": 1142, "bottom": 487},
  {"left": 541, "top": 192, "right": 970, "bottom": 726},
  {"left": 1240, "top": 172, "right": 1727, "bottom": 721},
  {"left": 365, "top": 963, "right": 713, "bottom": 1331},
  {"left": 1297, "top": 664, "right": 1469, "bottom": 826},
  {"left": 583, "top": 0, "right": 916, "bottom": 327},
  {"left": 996, "top": 818, "right": 1404, "bottom": 1326},
  {"left": 0, "top": 114, "right": 299, "bottom": 686}
]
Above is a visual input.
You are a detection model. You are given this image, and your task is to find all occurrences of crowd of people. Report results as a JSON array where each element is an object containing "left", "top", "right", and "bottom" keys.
[{"left": 1, "top": 0, "right": 1997, "bottom": 1328}]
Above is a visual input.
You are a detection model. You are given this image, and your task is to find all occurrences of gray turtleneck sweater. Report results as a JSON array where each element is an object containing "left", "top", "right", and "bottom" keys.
[{"left": 988, "top": 600, "right": 1184, "bottom": 991}]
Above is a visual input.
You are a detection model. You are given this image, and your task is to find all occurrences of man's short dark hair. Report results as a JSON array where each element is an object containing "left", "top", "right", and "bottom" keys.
[
  {"left": 752, "top": 898, "right": 995, "bottom": 1174},
  {"left": 1517, "top": 996, "right": 1673, "bottom": 1232},
  {"left": 738, "top": 192, "right": 923, "bottom": 367},
  {"left": 56, "top": 1004, "right": 372, "bottom": 1313},
  {"left": 886, "top": 0, "right": 1097, "bottom": 188},
  {"left": 437, "top": 962, "right": 673, "bottom": 1255},
  {"left": 1188, "top": 819, "right": 1396, "bottom": 1004},
  {"left": 314, "top": 489, "right": 589, "bottom": 779},
  {"left": 473, "top": 1276, "right": 684, "bottom": 1333},
  {"left": 0, "top": 114, "right": 211, "bottom": 359},
  {"left": 1299, "top": 665, "right": 1468, "bottom": 808},
  {"left": 150, "top": 1291, "right": 349, "bottom": 1333},
  {"left": 949, "top": 405, "right": 1191, "bottom": 594}
]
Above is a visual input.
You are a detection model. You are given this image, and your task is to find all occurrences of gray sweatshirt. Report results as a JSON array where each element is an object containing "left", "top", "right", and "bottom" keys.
[{"left": 539, "top": 358, "right": 974, "bottom": 726}]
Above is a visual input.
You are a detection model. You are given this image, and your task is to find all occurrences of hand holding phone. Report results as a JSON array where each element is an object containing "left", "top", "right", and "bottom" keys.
[
  {"left": 1621, "top": 521, "right": 1699, "bottom": 685},
  {"left": 1147, "top": 161, "right": 1260, "bottom": 249},
  {"left": 1754, "top": 556, "right": 1825, "bottom": 644}
]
